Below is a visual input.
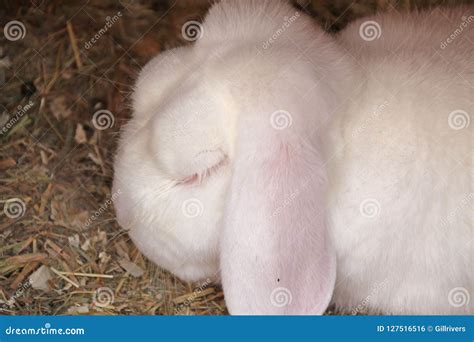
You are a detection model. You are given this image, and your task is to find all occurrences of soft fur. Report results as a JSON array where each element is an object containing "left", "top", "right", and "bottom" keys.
[
  {"left": 113, "top": 0, "right": 473, "bottom": 315},
  {"left": 329, "top": 6, "right": 473, "bottom": 315}
]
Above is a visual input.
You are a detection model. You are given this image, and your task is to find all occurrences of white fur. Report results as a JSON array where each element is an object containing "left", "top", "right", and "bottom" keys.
[
  {"left": 112, "top": 46, "right": 232, "bottom": 282},
  {"left": 113, "top": 1, "right": 473, "bottom": 314},
  {"left": 328, "top": 5, "right": 473, "bottom": 315}
]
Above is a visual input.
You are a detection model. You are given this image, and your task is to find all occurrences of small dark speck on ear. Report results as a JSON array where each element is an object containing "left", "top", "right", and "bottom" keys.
[{"left": 277, "top": 278, "right": 280, "bottom": 282}]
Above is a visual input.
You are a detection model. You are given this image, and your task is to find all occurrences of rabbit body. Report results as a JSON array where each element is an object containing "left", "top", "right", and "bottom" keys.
[{"left": 327, "top": 6, "right": 473, "bottom": 314}]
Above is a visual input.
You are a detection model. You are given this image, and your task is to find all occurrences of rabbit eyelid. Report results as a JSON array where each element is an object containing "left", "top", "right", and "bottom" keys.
[{"left": 176, "top": 150, "right": 229, "bottom": 186}]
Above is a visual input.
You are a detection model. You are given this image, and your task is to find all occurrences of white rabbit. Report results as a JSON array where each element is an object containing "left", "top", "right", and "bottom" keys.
[
  {"left": 113, "top": 0, "right": 473, "bottom": 315},
  {"left": 113, "top": 0, "right": 345, "bottom": 314}
]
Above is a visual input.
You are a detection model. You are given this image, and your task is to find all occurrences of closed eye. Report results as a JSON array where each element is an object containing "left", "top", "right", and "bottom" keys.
[{"left": 176, "top": 150, "right": 228, "bottom": 186}]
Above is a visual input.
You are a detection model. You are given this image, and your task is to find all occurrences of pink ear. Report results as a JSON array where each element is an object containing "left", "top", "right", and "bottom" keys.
[{"left": 220, "top": 121, "right": 336, "bottom": 315}]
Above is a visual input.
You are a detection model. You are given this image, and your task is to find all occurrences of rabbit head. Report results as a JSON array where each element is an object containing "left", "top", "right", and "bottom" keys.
[
  {"left": 112, "top": 49, "right": 234, "bottom": 282},
  {"left": 113, "top": 0, "right": 351, "bottom": 314}
]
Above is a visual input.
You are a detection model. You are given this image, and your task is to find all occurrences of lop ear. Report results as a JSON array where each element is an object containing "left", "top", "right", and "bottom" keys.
[{"left": 220, "top": 113, "right": 336, "bottom": 315}]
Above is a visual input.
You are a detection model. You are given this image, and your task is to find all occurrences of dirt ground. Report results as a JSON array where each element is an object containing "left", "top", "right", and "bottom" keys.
[{"left": 0, "top": 0, "right": 470, "bottom": 315}]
